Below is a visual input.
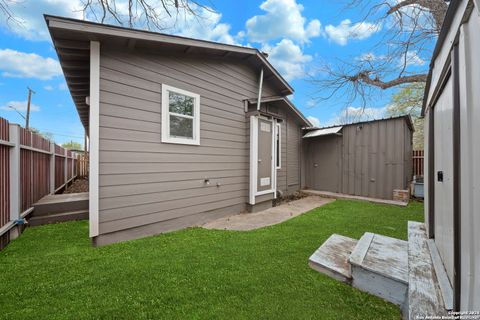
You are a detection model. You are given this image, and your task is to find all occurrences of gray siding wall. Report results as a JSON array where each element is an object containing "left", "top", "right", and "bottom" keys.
[
  {"left": 97, "top": 47, "right": 281, "bottom": 236},
  {"left": 305, "top": 118, "right": 412, "bottom": 200}
]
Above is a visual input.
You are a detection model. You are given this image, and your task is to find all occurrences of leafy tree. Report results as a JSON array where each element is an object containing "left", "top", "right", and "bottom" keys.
[
  {"left": 62, "top": 140, "right": 83, "bottom": 151},
  {"left": 29, "top": 128, "right": 54, "bottom": 141},
  {"left": 386, "top": 83, "right": 424, "bottom": 150}
]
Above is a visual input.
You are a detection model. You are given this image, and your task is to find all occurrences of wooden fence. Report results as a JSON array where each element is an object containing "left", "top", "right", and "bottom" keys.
[
  {"left": 77, "top": 152, "right": 89, "bottom": 178},
  {"left": 413, "top": 150, "right": 424, "bottom": 177},
  {"left": 0, "top": 117, "right": 80, "bottom": 250}
]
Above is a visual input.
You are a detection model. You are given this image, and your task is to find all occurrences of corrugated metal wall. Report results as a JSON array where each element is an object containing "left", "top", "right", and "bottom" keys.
[{"left": 304, "top": 117, "right": 413, "bottom": 200}]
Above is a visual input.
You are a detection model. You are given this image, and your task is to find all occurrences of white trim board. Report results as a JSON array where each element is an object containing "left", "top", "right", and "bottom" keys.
[
  {"left": 161, "top": 84, "right": 200, "bottom": 145},
  {"left": 249, "top": 115, "right": 258, "bottom": 205},
  {"left": 249, "top": 115, "right": 276, "bottom": 205},
  {"left": 89, "top": 41, "right": 100, "bottom": 238}
]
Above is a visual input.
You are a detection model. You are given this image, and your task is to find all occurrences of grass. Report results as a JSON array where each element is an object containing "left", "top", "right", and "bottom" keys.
[{"left": 0, "top": 199, "right": 423, "bottom": 320}]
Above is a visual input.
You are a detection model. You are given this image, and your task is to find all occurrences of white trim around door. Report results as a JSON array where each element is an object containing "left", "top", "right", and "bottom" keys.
[{"left": 249, "top": 115, "right": 276, "bottom": 205}]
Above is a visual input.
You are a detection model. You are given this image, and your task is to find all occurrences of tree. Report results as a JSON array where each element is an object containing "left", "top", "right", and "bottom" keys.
[
  {"left": 62, "top": 140, "right": 83, "bottom": 151},
  {"left": 312, "top": 0, "right": 448, "bottom": 107},
  {"left": 0, "top": 0, "right": 18, "bottom": 25},
  {"left": 386, "top": 82, "right": 425, "bottom": 150},
  {"left": 29, "top": 128, "right": 54, "bottom": 141},
  {"left": 80, "top": 0, "right": 214, "bottom": 30},
  {"left": 1, "top": 1, "right": 213, "bottom": 31}
]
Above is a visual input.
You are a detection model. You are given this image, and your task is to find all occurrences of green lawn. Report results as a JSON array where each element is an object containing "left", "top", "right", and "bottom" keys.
[{"left": 0, "top": 200, "right": 423, "bottom": 320}]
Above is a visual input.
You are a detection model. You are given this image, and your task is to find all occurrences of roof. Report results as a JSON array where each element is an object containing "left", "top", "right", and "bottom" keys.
[
  {"left": 303, "top": 126, "right": 343, "bottom": 138},
  {"left": 44, "top": 15, "right": 295, "bottom": 130},
  {"left": 304, "top": 115, "right": 414, "bottom": 133},
  {"left": 421, "top": 0, "right": 466, "bottom": 116},
  {"left": 246, "top": 96, "right": 312, "bottom": 127}
]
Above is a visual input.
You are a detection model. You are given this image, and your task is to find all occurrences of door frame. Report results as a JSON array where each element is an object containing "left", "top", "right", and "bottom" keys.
[
  {"left": 249, "top": 115, "right": 276, "bottom": 205},
  {"left": 426, "top": 44, "right": 461, "bottom": 310}
]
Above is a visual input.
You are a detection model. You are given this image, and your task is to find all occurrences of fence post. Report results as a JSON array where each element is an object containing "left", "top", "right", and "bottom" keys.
[
  {"left": 50, "top": 142, "right": 55, "bottom": 194},
  {"left": 64, "top": 148, "right": 68, "bottom": 190},
  {"left": 9, "top": 124, "right": 21, "bottom": 239},
  {"left": 72, "top": 152, "right": 75, "bottom": 179}
]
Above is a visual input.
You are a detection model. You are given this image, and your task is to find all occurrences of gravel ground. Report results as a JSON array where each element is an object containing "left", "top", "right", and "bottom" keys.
[{"left": 63, "top": 177, "right": 89, "bottom": 194}]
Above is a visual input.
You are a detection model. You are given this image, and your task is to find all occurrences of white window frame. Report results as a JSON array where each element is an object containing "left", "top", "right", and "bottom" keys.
[
  {"left": 275, "top": 121, "right": 281, "bottom": 169},
  {"left": 161, "top": 84, "right": 200, "bottom": 145}
]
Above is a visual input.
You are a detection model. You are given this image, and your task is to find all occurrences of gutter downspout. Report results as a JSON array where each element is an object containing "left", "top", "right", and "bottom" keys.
[{"left": 256, "top": 68, "right": 264, "bottom": 111}]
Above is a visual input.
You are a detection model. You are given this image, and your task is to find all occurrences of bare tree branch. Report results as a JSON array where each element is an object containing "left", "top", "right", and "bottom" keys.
[
  {"left": 79, "top": 0, "right": 216, "bottom": 31},
  {"left": 311, "top": 0, "right": 448, "bottom": 109},
  {"left": 354, "top": 72, "right": 428, "bottom": 89}
]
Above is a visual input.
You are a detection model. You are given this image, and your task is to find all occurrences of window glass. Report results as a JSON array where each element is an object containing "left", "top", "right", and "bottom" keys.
[
  {"left": 169, "top": 115, "right": 193, "bottom": 138},
  {"left": 169, "top": 91, "right": 194, "bottom": 116}
]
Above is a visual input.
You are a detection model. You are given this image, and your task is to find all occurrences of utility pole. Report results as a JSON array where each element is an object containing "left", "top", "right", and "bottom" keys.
[{"left": 25, "top": 87, "right": 35, "bottom": 130}]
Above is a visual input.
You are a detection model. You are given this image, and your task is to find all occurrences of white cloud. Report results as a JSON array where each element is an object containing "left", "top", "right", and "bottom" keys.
[
  {"left": 325, "top": 19, "right": 381, "bottom": 46},
  {"left": 246, "top": 0, "right": 321, "bottom": 43},
  {"left": 325, "top": 106, "right": 387, "bottom": 126},
  {"left": 58, "top": 83, "right": 68, "bottom": 91},
  {"left": 402, "top": 50, "right": 425, "bottom": 67},
  {"left": 306, "top": 116, "right": 320, "bottom": 127},
  {"left": 0, "top": 49, "right": 62, "bottom": 80},
  {"left": 356, "top": 52, "right": 386, "bottom": 62},
  {"left": 1, "top": 100, "right": 41, "bottom": 112},
  {"left": 263, "top": 39, "right": 312, "bottom": 81},
  {"left": 2, "top": 0, "right": 83, "bottom": 40},
  {"left": 171, "top": 6, "right": 240, "bottom": 45},
  {"left": 44, "top": 85, "right": 54, "bottom": 91},
  {"left": 306, "top": 99, "right": 316, "bottom": 107}
]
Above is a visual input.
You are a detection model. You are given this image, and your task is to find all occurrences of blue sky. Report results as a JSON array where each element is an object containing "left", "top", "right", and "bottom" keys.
[{"left": 0, "top": 0, "right": 429, "bottom": 144}]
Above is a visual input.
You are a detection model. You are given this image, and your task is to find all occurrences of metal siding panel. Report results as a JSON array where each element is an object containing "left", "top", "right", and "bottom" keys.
[
  {"left": 434, "top": 76, "right": 455, "bottom": 283},
  {"left": 458, "top": 14, "right": 480, "bottom": 310}
]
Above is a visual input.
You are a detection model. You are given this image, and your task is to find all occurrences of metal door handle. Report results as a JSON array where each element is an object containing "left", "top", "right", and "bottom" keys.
[
  {"left": 258, "top": 159, "right": 262, "bottom": 163},
  {"left": 314, "top": 163, "right": 318, "bottom": 167}
]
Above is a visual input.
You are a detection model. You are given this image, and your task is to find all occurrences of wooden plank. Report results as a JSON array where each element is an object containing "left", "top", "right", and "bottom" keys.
[
  {"left": 349, "top": 232, "right": 374, "bottom": 266},
  {"left": 408, "top": 221, "right": 446, "bottom": 319},
  {"left": 427, "top": 239, "right": 454, "bottom": 310},
  {"left": 361, "top": 234, "right": 408, "bottom": 284},
  {"left": 309, "top": 234, "right": 358, "bottom": 282}
]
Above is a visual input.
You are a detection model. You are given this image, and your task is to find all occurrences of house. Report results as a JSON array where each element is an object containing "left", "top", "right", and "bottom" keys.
[
  {"left": 303, "top": 116, "right": 413, "bottom": 200},
  {"left": 422, "top": 0, "right": 480, "bottom": 311},
  {"left": 45, "top": 15, "right": 311, "bottom": 246}
]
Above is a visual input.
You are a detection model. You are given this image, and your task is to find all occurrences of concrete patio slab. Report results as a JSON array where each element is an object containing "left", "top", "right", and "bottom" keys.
[
  {"left": 302, "top": 190, "right": 408, "bottom": 207},
  {"left": 202, "top": 196, "right": 334, "bottom": 231}
]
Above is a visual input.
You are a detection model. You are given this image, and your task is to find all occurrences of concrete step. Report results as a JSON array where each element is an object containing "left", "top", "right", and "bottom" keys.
[
  {"left": 349, "top": 232, "right": 408, "bottom": 307},
  {"left": 33, "top": 193, "right": 88, "bottom": 216},
  {"left": 308, "top": 234, "right": 358, "bottom": 283},
  {"left": 28, "top": 210, "right": 88, "bottom": 226}
]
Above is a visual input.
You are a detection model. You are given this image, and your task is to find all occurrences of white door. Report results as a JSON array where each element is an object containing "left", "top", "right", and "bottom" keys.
[{"left": 434, "top": 76, "right": 454, "bottom": 284}]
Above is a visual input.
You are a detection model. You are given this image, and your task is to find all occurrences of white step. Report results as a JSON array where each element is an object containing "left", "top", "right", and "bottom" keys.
[
  {"left": 309, "top": 234, "right": 358, "bottom": 283},
  {"left": 349, "top": 232, "right": 409, "bottom": 307}
]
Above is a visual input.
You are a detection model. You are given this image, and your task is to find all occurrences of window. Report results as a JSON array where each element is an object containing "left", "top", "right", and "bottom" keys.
[
  {"left": 161, "top": 84, "right": 200, "bottom": 145},
  {"left": 275, "top": 122, "right": 281, "bottom": 169}
]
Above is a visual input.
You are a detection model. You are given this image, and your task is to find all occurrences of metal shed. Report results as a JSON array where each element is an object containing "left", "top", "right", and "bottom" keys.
[
  {"left": 422, "top": 0, "right": 480, "bottom": 311},
  {"left": 303, "top": 116, "right": 413, "bottom": 200}
]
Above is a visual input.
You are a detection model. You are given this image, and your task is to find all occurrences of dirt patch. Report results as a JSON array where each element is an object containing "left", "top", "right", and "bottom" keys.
[
  {"left": 63, "top": 177, "right": 89, "bottom": 194},
  {"left": 273, "top": 191, "right": 308, "bottom": 207}
]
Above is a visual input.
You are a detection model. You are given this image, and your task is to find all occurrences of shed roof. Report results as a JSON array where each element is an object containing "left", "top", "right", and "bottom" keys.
[
  {"left": 303, "top": 115, "right": 414, "bottom": 134},
  {"left": 303, "top": 126, "right": 343, "bottom": 138},
  {"left": 45, "top": 15, "right": 295, "bottom": 131}
]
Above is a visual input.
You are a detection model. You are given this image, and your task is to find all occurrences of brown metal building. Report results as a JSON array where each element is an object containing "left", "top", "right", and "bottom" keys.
[{"left": 303, "top": 116, "right": 413, "bottom": 200}]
